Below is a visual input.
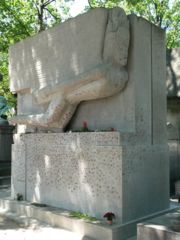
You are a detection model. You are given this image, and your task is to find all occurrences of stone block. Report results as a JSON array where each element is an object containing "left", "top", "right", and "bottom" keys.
[
  {"left": 9, "top": 8, "right": 108, "bottom": 92},
  {"left": 11, "top": 137, "right": 26, "bottom": 199},
  {"left": 9, "top": 8, "right": 130, "bottom": 130},
  {"left": 10, "top": 7, "right": 169, "bottom": 235},
  {"left": 11, "top": 132, "right": 169, "bottom": 223},
  {"left": 122, "top": 145, "right": 169, "bottom": 222},
  {"left": 12, "top": 133, "right": 123, "bottom": 220},
  {"left": 137, "top": 209, "right": 180, "bottom": 240},
  {"left": 152, "top": 24, "right": 166, "bottom": 144}
]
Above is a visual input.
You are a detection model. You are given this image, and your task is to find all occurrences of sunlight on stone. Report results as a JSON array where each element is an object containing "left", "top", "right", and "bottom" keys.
[
  {"left": 34, "top": 187, "right": 40, "bottom": 202},
  {"left": 35, "top": 60, "right": 46, "bottom": 89},
  {"left": 44, "top": 155, "right": 50, "bottom": 168},
  {"left": 70, "top": 141, "right": 77, "bottom": 152},
  {"left": 146, "top": 224, "right": 168, "bottom": 231},
  {"left": 33, "top": 171, "right": 41, "bottom": 202},
  {"left": 71, "top": 53, "right": 79, "bottom": 75},
  {"left": 78, "top": 160, "right": 93, "bottom": 198},
  {"left": 76, "top": 136, "right": 81, "bottom": 150},
  {"left": 84, "top": 184, "right": 93, "bottom": 198},
  {"left": 0, "top": 227, "right": 84, "bottom": 240},
  {"left": 36, "top": 171, "right": 41, "bottom": 185},
  {"left": 177, "top": 86, "right": 180, "bottom": 96},
  {"left": 17, "top": 125, "right": 27, "bottom": 134},
  {"left": 31, "top": 47, "right": 36, "bottom": 59}
]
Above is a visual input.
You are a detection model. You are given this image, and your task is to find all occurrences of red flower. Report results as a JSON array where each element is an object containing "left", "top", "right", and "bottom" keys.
[
  {"left": 82, "top": 121, "right": 89, "bottom": 131},
  {"left": 103, "top": 212, "right": 115, "bottom": 220},
  {"left": 83, "top": 121, "right": 88, "bottom": 129}
]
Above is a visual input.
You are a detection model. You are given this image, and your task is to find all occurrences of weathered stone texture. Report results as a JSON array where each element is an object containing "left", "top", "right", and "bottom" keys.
[
  {"left": 9, "top": 8, "right": 129, "bottom": 130},
  {"left": 122, "top": 145, "right": 169, "bottom": 222},
  {"left": 10, "top": 8, "right": 169, "bottom": 228},
  {"left": 11, "top": 135, "right": 26, "bottom": 199},
  {"left": 137, "top": 210, "right": 180, "bottom": 240},
  {"left": 12, "top": 132, "right": 123, "bottom": 220}
]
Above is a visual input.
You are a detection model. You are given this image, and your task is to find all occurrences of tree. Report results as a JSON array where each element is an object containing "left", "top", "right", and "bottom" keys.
[
  {"left": 0, "top": 0, "right": 34, "bottom": 108},
  {"left": 87, "top": 0, "right": 121, "bottom": 8},
  {"left": 0, "top": 0, "right": 179, "bottom": 108},
  {"left": 87, "top": 0, "right": 180, "bottom": 48},
  {"left": 0, "top": 0, "right": 66, "bottom": 51},
  {"left": 124, "top": 0, "right": 180, "bottom": 48},
  {"left": 0, "top": 0, "right": 68, "bottom": 108},
  {"left": 33, "top": 0, "right": 62, "bottom": 32},
  {"left": 0, "top": 53, "right": 16, "bottom": 108}
]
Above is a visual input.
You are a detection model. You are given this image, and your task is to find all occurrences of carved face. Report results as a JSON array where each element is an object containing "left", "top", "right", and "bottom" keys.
[
  {"left": 104, "top": 8, "right": 129, "bottom": 66},
  {"left": 109, "top": 8, "right": 128, "bottom": 32}
]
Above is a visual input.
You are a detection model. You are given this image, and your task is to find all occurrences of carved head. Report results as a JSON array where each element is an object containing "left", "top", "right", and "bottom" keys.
[{"left": 104, "top": 8, "right": 129, "bottom": 66}]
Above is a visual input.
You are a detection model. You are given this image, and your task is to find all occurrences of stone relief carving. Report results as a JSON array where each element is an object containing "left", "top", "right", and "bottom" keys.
[{"left": 10, "top": 8, "right": 129, "bottom": 130}]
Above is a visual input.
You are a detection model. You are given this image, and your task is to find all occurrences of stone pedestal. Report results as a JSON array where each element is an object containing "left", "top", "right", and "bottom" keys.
[
  {"left": 137, "top": 209, "right": 180, "bottom": 240},
  {"left": 12, "top": 131, "right": 169, "bottom": 223}
]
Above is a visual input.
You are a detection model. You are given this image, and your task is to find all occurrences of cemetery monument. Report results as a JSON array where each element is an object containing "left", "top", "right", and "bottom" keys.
[{"left": 9, "top": 7, "right": 169, "bottom": 231}]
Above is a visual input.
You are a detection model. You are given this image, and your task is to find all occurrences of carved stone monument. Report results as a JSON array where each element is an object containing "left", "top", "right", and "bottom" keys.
[
  {"left": 9, "top": 7, "right": 169, "bottom": 235},
  {"left": 10, "top": 8, "right": 129, "bottom": 130}
]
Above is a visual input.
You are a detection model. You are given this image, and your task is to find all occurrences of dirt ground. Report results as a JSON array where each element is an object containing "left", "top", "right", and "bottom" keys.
[
  {"left": 0, "top": 215, "right": 39, "bottom": 240},
  {"left": 0, "top": 214, "right": 85, "bottom": 240},
  {"left": 0, "top": 187, "right": 137, "bottom": 240},
  {"left": 0, "top": 212, "right": 86, "bottom": 240},
  {"left": 0, "top": 215, "right": 23, "bottom": 229},
  {"left": 0, "top": 188, "right": 83, "bottom": 240}
]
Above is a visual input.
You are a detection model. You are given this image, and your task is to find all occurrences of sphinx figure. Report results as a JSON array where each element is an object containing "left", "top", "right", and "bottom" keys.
[{"left": 9, "top": 8, "right": 129, "bottom": 130}]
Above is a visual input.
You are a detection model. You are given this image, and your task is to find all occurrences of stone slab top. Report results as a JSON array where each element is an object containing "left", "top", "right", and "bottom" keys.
[{"left": 138, "top": 207, "right": 180, "bottom": 234}]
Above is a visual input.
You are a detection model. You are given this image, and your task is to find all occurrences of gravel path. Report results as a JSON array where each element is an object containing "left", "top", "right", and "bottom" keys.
[
  {"left": 0, "top": 188, "right": 85, "bottom": 240},
  {"left": 0, "top": 214, "right": 84, "bottom": 240}
]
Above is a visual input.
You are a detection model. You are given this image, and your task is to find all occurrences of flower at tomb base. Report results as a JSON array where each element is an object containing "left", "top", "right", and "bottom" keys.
[{"left": 103, "top": 212, "right": 116, "bottom": 224}]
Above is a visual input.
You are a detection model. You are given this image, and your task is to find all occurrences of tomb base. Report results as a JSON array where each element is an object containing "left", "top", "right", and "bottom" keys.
[
  {"left": 12, "top": 132, "right": 169, "bottom": 223},
  {"left": 0, "top": 198, "right": 176, "bottom": 240},
  {"left": 137, "top": 208, "right": 180, "bottom": 240}
]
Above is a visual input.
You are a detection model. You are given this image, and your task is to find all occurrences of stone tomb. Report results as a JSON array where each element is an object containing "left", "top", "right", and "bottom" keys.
[
  {"left": 137, "top": 208, "right": 180, "bottom": 240},
  {"left": 10, "top": 7, "right": 169, "bottom": 229}
]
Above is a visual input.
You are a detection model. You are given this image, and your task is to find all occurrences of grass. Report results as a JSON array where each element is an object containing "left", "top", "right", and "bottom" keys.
[{"left": 69, "top": 211, "right": 99, "bottom": 222}]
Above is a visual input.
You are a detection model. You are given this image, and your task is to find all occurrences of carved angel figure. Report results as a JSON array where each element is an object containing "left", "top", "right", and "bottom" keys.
[{"left": 9, "top": 8, "right": 129, "bottom": 131}]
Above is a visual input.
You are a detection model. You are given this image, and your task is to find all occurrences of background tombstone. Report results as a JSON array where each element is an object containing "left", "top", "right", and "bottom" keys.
[
  {"left": 0, "top": 86, "right": 14, "bottom": 187},
  {"left": 166, "top": 48, "right": 180, "bottom": 195}
]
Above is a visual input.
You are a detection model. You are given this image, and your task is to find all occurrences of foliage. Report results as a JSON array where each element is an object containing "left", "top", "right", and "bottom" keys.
[
  {"left": 0, "top": 0, "right": 34, "bottom": 52},
  {"left": 0, "top": 53, "right": 16, "bottom": 108},
  {"left": 0, "top": 0, "right": 64, "bottom": 50},
  {"left": 87, "top": 0, "right": 180, "bottom": 48},
  {"left": 16, "top": 193, "right": 23, "bottom": 201},
  {"left": 0, "top": 95, "right": 14, "bottom": 120},
  {"left": 0, "top": 0, "right": 68, "bottom": 109},
  {"left": 0, "top": 0, "right": 179, "bottom": 109},
  {"left": 87, "top": 0, "right": 121, "bottom": 8},
  {"left": 69, "top": 211, "right": 98, "bottom": 222},
  {"left": 124, "top": 0, "right": 180, "bottom": 48}
]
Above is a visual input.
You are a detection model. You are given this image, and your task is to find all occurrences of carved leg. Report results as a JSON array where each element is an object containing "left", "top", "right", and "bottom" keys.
[
  {"left": 57, "top": 103, "right": 77, "bottom": 129},
  {"left": 67, "top": 66, "right": 128, "bottom": 104},
  {"left": 10, "top": 96, "right": 76, "bottom": 129},
  {"left": 67, "top": 78, "right": 107, "bottom": 104}
]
